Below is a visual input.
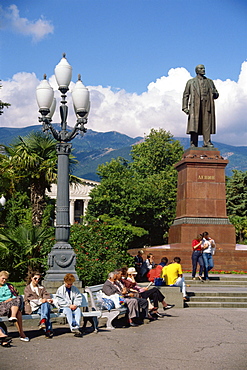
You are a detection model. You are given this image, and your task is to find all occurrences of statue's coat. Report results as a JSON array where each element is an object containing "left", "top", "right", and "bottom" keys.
[{"left": 182, "top": 76, "right": 218, "bottom": 135}]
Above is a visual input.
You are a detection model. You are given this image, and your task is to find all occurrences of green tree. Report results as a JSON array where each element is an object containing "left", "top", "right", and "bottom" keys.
[
  {"left": 4, "top": 192, "right": 32, "bottom": 228},
  {"left": 87, "top": 129, "right": 183, "bottom": 245},
  {"left": 226, "top": 170, "right": 247, "bottom": 243},
  {"left": 0, "top": 225, "right": 54, "bottom": 280},
  {"left": 2, "top": 132, "right": 58, "bottom": 226},
  {"left": 1, "top": 131, "right": 81, "bottom": 227},
  {"left": 70, "top": 219, "right": 146, "bottom": 286},
  {"left": 131, "top": 128, "right": 183, "bottom": 176}
]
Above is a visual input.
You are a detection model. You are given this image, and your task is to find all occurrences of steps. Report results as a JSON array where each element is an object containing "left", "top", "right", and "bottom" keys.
[{"left": 184, "top": 274, "right": 247, "bottom": 308}]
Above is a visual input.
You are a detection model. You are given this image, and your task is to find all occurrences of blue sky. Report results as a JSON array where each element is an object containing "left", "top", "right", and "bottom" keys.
[{"left": 1, "top": 0, "right": 247, "bottom": 145}]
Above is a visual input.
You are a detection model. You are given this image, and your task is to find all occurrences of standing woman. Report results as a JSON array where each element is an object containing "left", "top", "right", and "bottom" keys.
[
  {"left": 0, "top": 270, "right": 29, "bottom": 342},
  {"left": 202, "top": 231, "right": 216, "bottom": 281},
  {"left": 191, "top": 235, "right": 204, "bottom": 281}
]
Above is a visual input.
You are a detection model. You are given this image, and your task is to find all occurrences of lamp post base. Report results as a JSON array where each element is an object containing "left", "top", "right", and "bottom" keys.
[{"left": 44, "top": 242, "right": 79, "bottom": 281}]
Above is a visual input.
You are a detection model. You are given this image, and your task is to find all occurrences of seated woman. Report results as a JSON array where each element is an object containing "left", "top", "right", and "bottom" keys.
[
  {"left": 124, "top": 267, "right": 174, "bottom": 316},
  {"left": 0, "top": 270, "right": 29, "bottom": 342},
  {"left": 24, "top": 271, "right": 53, "bottom": 339},
  {"left": 56, "top": 273, "right": 82, "bottom": 337}
]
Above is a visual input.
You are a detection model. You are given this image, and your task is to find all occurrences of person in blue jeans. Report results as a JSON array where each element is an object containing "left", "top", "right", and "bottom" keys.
[
  {"left": 191, "top": 234, "right": 204, "bottom": 281},
  {"left": 56, "top": 274, "right": 82, "bottom": 337},
  {"left": 24, "top": 272, "right": 53, "bottom": 338},
  {"left": 202, "top": 232, "right": 216, "bottom": 280}
]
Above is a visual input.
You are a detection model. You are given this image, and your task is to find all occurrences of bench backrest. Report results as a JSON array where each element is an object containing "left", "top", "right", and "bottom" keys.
[{"left": 85, "top": 284, "right": 104, "bottom": 310}]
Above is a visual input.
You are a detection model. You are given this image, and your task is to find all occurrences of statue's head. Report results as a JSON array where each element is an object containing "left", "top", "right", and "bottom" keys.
[{"left": 195, "top": 64, "right": 205, "bottom": 76}]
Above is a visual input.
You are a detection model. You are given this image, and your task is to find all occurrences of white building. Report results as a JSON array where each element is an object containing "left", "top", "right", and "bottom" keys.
[{"left": 47, "top": 179, "right": 99, "bottom": 225}]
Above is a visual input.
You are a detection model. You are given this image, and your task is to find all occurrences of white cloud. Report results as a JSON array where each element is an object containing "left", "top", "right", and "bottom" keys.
[
  {"left": 3, "top": 4, "right": 54, "bottom": 42},
  {"left": 1, "top": 62, "right": 247, "bottom": 146}
]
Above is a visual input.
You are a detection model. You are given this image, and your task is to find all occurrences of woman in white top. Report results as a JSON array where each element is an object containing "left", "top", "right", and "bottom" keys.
[
  {"left": 56, "top": 273, "right": 82, "bottom": 336},
  {"left": 202, "top": 231, "right": 216, "bottom": 280}
]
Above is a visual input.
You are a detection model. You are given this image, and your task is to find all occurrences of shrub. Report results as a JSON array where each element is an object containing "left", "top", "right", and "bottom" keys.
[{"left": 69, "top": 218, "right": 147, "bottom": 286}]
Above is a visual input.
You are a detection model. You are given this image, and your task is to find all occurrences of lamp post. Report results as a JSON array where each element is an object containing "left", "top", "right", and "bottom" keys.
[{"left": 36, "top": 54, "right": 90, "bottom": 281}]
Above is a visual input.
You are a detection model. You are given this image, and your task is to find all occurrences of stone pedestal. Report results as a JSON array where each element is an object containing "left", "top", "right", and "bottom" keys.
[{"left": 168, "top": 147, "right": 236, "bottom": 250}]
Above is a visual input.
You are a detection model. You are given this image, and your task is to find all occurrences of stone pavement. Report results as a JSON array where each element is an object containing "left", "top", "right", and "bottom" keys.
[{"left": 1, "top": 307, "right": 247, "bottom": 370}]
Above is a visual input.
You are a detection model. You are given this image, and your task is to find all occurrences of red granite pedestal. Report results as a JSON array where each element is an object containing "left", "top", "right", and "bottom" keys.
[
  {"left": 128, "top": 148, "right": 247, "bottom": 272},
  {"left": 168, "top": 147, "right": 236, "bottom": 251}
]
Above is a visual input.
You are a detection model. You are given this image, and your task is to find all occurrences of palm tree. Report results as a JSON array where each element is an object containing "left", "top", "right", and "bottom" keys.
[
  {"left": 0, "top": 225, "right": 54, "bottom": 280},
  {"left": 3, "top": 132, "right": 58, "bottom": 226},
  {"left": 2, "top": 131, "right": 83, "bottom": 227}
]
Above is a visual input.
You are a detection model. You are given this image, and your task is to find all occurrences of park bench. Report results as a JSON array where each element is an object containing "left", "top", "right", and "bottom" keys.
[
  {"left": 0, "top": 293, "right": 101, "bottom": 331},
  {"left": 85, "top": 284, "right": 128, "bottom": 330}
]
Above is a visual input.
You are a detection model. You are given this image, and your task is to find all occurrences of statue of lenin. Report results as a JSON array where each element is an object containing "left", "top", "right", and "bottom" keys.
[{"left": 182, "top": 64, "right": 219, "bottom": 148}]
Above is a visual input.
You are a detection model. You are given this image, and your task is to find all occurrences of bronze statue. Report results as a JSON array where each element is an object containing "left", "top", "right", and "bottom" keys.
[{"left": 182, "top": 64, "right": 219, "bottom": 148}]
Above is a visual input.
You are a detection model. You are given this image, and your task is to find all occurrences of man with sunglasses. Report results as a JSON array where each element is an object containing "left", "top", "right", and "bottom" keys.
[{"left": 24, "top": 271, "right": 53, "bottom": 338}]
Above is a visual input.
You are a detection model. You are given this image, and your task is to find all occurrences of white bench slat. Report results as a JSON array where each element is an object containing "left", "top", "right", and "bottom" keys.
[{"left": 85, "top": 284, "right": 128, "bottom": 330}]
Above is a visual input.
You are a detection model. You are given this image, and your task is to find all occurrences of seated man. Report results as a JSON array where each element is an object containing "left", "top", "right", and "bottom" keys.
[
  {"left": 161, "top": 257, "right": 187, "bottom": 300},
  {"left": 140, "top": 253, "right": 155, "bottom": 282},
  {"left": 134, "top": 250, "right": 144, "bottom": 282},
  {"left": 103, "top": 271, "right": 142, "bottom": 327},
  {"left": 56, "top": 273, "right": 82, "bottom": 337},
  {"left": 24, "top": 271, "right": 53, "bottom": 339}
]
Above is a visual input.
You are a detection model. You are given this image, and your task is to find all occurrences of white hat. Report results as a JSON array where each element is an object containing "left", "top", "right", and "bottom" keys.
[{"left": 127, "top": 267, "right": 137, "bottom": 275}]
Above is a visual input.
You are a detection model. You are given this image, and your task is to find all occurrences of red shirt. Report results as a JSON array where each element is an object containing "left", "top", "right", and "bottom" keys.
[{"left": 192, "top": 239, "right": 202, "bottom": 251}]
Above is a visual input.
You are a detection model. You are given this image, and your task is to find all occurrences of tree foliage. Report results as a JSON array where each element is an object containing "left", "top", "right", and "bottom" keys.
[
  {"left": 1, "top": 132, "right": 58, "bottom": 226},
  {"left": 1, "top": 131, "right": 81, "bottom": 227},
  {"left": 0, "top": 130, "right": 85, "bottom": 279},
  {"left": 226, "top": 170, "right": 247, "bottom": 243},
  {"left": 0, "top": 225, "right": 54, "bottom": 281},
  {"left": 70, "top": 219, "right": 146, "bottom": 286},
  {"left": 87, "top": 129, "right": 183, "bottom": 245}
]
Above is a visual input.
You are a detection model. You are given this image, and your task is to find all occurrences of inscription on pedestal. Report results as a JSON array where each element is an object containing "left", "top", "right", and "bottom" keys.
[{"left": 198, "top": 175, "right": 215, "bottom": 180}]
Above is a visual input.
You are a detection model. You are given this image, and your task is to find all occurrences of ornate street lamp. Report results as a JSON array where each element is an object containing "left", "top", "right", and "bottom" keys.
[{"left": 36, "top": 54, "right": 90, "bottom": 281}]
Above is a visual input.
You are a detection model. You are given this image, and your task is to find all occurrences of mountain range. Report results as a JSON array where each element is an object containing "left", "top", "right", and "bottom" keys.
[{"left": 0, "top": 125, "right": 246, "bottom": 181}]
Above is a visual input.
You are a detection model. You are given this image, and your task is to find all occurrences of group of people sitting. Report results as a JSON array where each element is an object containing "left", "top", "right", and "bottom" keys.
[
  {"left": 102, "top": 267, "right": 175, "bottom": 326},
  {"left": 134, "top": 231, "right": 216, "bottom": 290},
  {"left": 135, "top": 252, "right": 188, "bottom": 300},
  {"left": 0, "top": 266, "right": 177, "bottom": 345},
  {"left": 0, "top": 270, "right": 83, "bottom": 345},
  {"left": 191, "top": 231, "right": 216, "bottom": 281}
]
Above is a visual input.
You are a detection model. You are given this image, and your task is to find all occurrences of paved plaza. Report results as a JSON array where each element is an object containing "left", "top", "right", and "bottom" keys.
[{"left": 1, "top": 307, "right": 247, "bottom": 370}]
